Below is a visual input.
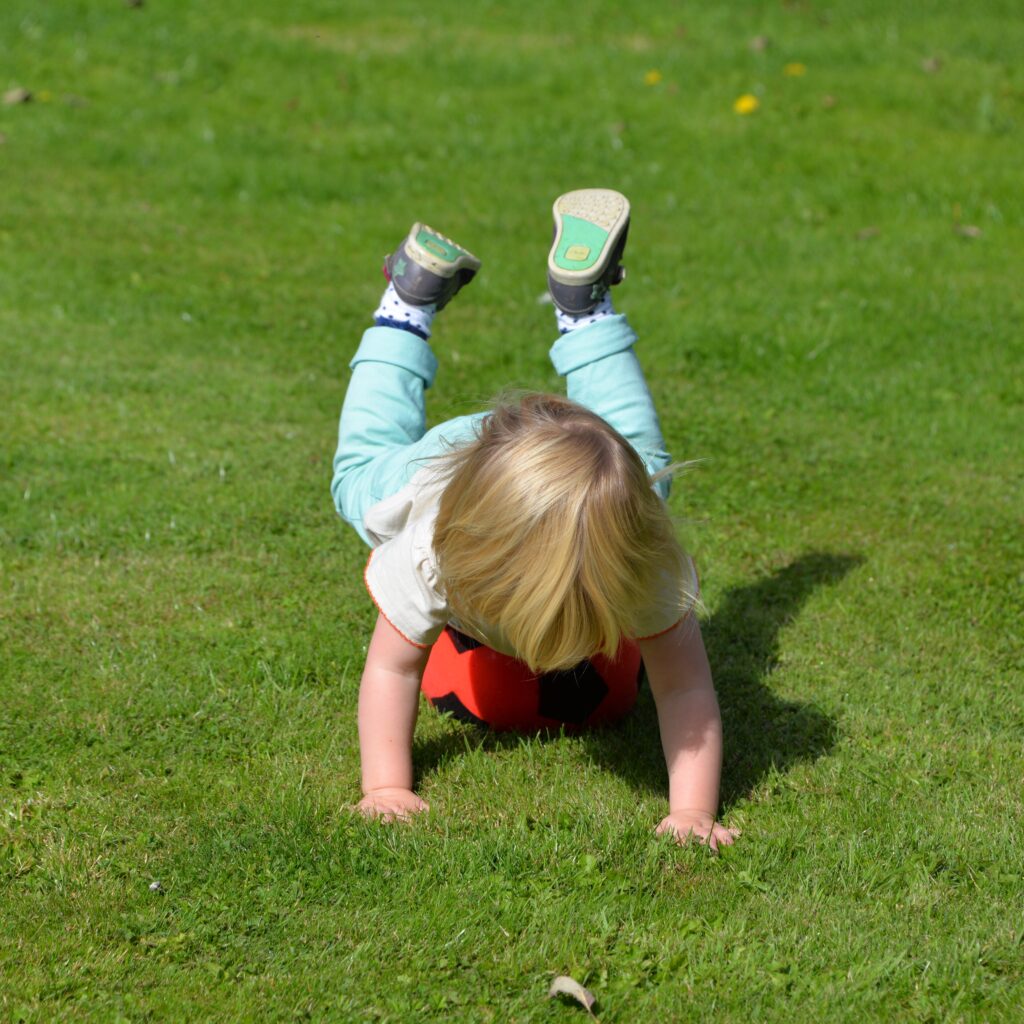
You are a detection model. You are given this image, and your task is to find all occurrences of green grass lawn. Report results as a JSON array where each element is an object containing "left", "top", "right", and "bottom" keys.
[{"left": 2, "top": 1, "right": 1022, "bottom": 1020}]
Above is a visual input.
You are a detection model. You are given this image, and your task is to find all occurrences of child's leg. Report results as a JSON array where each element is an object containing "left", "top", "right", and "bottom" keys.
[
  {"left": 550, "top": 315, "right": 672, "bottom": 498},
  {"left": 544, "top": 189, "right": 673, "bottom": 499},
  {"left": 331, "top": 226, "right": 482, "bottom": 542}
]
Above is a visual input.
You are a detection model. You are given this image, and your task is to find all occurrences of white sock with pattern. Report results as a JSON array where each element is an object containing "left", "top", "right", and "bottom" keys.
[
  {"left": 555, "top": 291, "right": 616, "bottom": 335},
  {"left": 373, "top": 282, "right": 436, "bottom": 340}
]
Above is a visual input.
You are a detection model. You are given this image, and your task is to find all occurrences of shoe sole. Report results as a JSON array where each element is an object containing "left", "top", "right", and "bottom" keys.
[
  {"left": 547, "top": 189, "right": 630, "bottom": 286},
  {"left": 405, "top": 223, "right": 481, "bottom": 278}
]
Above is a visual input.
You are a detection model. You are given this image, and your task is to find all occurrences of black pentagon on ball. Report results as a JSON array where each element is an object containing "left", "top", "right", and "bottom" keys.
[
  {"left": 429, "top": 691, "right": 488, "bottom": 727},
  {"left": 537, "top": 661, "right": 609, "bottom": 725},
  {"left": 446, "top": 626, "right": 484, "bottom": 653}
]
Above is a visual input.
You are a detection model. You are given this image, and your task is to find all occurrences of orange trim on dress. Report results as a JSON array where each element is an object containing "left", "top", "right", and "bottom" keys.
[
  {"left": 635, "top": 613, "right": 686, "bottom": 642},
  {"left": 363, "top": 550, "right": 431, "bottom": 649}
]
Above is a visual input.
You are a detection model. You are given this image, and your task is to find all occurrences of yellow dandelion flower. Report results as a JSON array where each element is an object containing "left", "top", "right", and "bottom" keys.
[
  {"left": 783, "top": 62, "right": 807, "bottom": 77},
  {"left": 38, "top": 89, "right": 53, "bottom": 102},
  {"left": 733, "top": 93, "right": 760, "bottom": 115},
  {"left": 644, "top": 69, "right": 663, "bottom": 86}
]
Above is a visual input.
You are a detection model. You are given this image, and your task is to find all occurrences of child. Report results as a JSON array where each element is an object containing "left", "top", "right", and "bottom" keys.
[{"left": 332, "top": 189, "right": 738, "bottom": 851}]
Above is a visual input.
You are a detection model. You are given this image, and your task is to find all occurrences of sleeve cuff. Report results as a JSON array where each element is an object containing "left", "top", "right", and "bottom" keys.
[
  {"left": 549, "top": 314, "right": 639, "bottom": 376},
  {"left": 350, "top": 326, "right": 439, "bottom": 388}
]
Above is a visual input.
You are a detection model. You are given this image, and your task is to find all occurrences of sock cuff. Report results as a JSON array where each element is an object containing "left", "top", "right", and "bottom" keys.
[
  {"left": 373, "top": 281, "right": 437, "bottom": 339},
  {"left": 555, "top": 291, "right": 616, "bottom": 334},
  {"left": 373, "top": 315, "right": 430, "bottom": 340}
]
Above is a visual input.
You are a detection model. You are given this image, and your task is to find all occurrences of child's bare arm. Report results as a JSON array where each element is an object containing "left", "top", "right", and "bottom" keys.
[
  {"left": 638, "top": 614, "right": 739, "bottom": 851},
  {"left": 356, "top": 613, "right": 431, "bottom": 820}
]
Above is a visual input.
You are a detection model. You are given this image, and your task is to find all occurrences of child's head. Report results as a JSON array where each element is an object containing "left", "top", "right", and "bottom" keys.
[{"left": 432, "top": 393, "right": 693, "bottom": 672}]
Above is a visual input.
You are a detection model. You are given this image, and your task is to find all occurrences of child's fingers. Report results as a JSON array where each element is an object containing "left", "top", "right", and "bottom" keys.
[
  {"left": 709, "top": 825, "right": 739, "bottom": 851},
  {"left": 656, "top": 817, "right": 740, "bottom": 853},
  {"left": 655, "top": 819, "right": 694, "bottom": 843},
  {"left": 658, "top": 820, "right": 709, "bottom": 849},
  {"left": 364, "top": 805, "right": 408, "bottom": 822},
  {"left": 355, "top": 795, "right": 430, "bottom": 821},
  {"left": 379, "top": 800, "right": 428, "bottom": 820}
]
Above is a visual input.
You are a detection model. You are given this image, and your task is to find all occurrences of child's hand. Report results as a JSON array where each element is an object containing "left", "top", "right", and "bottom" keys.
[
  {"left": 656, "top": 809, "right": 739, "bottom": 852},
  {"left": 357, "top": 787, "right": 429, "bottom": 822}
]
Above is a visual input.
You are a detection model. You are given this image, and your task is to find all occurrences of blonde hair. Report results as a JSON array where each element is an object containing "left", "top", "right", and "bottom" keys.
[{"left": 432, "top": 393, "right": 693, "bottom": 672}]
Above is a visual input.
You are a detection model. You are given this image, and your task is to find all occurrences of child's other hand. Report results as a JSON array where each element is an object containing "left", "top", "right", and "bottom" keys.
[
  {"left": 357, "top": 787, "right": 429, "bottom": 822},
  {"left": 656, "top": 809, "right": 739, "bottom": 852}
]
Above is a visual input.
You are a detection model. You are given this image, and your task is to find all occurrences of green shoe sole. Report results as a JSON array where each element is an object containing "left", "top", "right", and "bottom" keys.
[
  {"left": 385, "top": 223, "right": 482, "bottom": 309},
  {"left": 404, "top": 224, "right": 481, "bottom": 280},
  {"left": 547, "top": 189, "right": 630, "bottom": 314}
]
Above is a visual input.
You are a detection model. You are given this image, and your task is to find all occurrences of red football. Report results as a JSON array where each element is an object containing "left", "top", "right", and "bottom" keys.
[{"left": 420, "top": 626, "right": 643, "bottom": 732}]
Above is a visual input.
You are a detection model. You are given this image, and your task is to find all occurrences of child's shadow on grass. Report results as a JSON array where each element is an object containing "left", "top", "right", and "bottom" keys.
[
  {"left": 414, "top": 552, "right": 861, "bottom": 809},
  {"left": 584, "top": 551, "right": 862, "bottom": 807}
]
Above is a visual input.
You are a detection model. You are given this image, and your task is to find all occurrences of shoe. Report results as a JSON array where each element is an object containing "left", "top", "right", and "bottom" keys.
[
  {"left": 547, "top": 189, "right": 630, "bottom": 315},
  {"left": 383, "top": 224, "right": 481, "bottom": 310}
]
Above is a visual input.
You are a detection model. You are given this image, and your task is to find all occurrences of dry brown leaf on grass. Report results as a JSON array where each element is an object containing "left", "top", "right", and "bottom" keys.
[
  {"left": 549, "top": 975, "right": 599, "bottom": 1017},
  {"left": 749, "top": 35, "right": 770, "bottom": 52},
  {"left": 3, "top": 87, "right": 32, "bottom": 105}
]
